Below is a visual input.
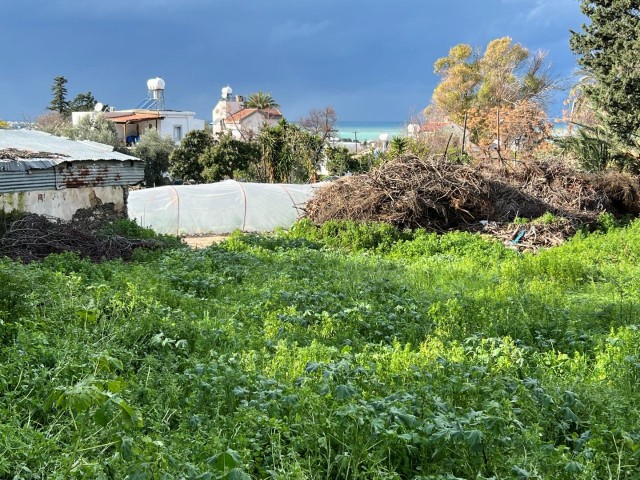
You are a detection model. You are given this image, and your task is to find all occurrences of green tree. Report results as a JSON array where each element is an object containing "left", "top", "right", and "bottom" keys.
[
  {"left": 259, "top": 119, "right": 292, "bottom": 183},
  {"left": 258, "top": 119, "right": 313, "bottom": 183},
  {"left": 388, "top": 136, "right": 409, "bottom": 158},
  {"left": 69, "top": 113, "right": 119, "bottom": 148},
  {"left": 200, "top": 134, "right": 261, "bottom": 182},
  {"left": 290, "top": 129, "right": 325, "bottom": 182},
  {"left": 69, "top": 91, "right": 97, "bottom": 112},
  {"left": 48, "top": 76, "right": 70, "bottom": 117},
  {"left": 132, "top": 129, "right": 176, "bottom": 187},
  {"left": 245, "top": 91, "right": 280, "bottom": 109},
  {"left": 570, "top": 0, "right": 640, "bottom": 148},
  {"left": 168, "top": 129, "right": 215, "bottom": 183},
  {"left": 325, "top": 145, "right": 364, "bottom": 176}
]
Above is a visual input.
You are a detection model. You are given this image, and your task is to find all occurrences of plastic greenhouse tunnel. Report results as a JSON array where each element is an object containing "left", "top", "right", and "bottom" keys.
[{"left": 127, "top": 180, "right": 321, "bottom": 235}]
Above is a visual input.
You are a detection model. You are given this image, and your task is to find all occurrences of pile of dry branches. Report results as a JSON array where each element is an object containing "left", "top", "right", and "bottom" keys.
[
  {"left": 307, "top": 156, "right": 640, "bottom": 246},
  {"left": 0, "top": 214, "right": 158, "bottom": 263},
  {"left": 307, "top": 157, "right": 494, "bottom": 231}
]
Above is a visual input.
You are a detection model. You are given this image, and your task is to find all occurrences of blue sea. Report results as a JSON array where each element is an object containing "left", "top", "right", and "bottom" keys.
[{"left": 335, "top": 121, "right": 405, "bottom": 142}]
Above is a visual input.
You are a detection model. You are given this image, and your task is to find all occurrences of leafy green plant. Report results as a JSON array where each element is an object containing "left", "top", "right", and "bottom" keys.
[{"left": 3, "top": 218, "right": 640, "bottom": 477}]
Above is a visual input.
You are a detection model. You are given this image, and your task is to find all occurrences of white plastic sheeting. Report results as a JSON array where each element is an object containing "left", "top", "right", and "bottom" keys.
[{"left": 128, "top": 180, "right": 320, "bottom": 235}]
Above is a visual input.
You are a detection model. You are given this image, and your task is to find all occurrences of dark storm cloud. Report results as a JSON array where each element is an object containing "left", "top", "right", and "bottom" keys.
[{"left": 1, "top": 0, "right": 584, "bottom": 122}]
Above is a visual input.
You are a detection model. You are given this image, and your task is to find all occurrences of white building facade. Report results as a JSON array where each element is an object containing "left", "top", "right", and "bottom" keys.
[
  {"left": 72, "top": 77, "right": 205, "bottom": 146},
  {"left": 212, "top": 85, "right": 282, "bottom": 140}
]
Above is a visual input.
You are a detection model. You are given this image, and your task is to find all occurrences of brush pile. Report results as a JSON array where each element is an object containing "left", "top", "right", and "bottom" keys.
[
  {"left": 307, "top": 155, "right": 640, "bottom": 248},
  {"left": 0, "top": 214, "right": 159, "bottom": 263},
  {"left": 307, "top": 157, "right": 494, "bottom": 231}
]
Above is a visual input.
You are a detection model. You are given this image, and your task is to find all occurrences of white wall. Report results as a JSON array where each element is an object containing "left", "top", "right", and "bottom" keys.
[
  {"left": 224, "top": 111, "right": 280, "bottom": 139},
  {"left": 158, "top": 112, "right": 205, "bottom": 143},
  {"left": 212, "top": 99, "right": 244, "bottom": 135},
  {"left": 71, "top": 111, "right": 93, "bottom": 125},
  {"left": 0, "top": 186, "right": 127, "bottom": 221}
]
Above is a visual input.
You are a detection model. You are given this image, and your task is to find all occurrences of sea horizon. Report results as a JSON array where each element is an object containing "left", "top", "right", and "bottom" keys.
[{"left": 335, "top": 120, "right": 406, "bottom": 142}]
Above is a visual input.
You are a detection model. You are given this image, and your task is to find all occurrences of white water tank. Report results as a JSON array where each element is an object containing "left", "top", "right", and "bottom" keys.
[
  {"left": 221, "top": 85, "right": 233, "bottom": 99},
  {"left": 147, "top": 77, "right": 166, "bottom": 91}
]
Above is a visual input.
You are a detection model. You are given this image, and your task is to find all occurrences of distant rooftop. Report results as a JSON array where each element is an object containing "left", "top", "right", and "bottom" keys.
[{"left": 225, "top": 108, "right": 282, "bottom": 123}]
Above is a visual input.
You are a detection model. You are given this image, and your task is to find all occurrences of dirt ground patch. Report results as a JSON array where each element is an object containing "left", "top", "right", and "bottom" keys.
[{"left": 182, "top": 235, "right": 228, "bottom": 249}]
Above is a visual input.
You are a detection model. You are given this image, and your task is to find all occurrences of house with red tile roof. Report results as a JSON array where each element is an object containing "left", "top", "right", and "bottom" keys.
[{"left": 212, "top": 86, "right": 282, "bottom": 140}]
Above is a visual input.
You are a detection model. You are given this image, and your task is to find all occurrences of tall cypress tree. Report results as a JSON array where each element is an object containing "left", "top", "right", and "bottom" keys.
[
  {"left": 570, "top": 1, "right": 640, "bottom": 146},
  {"left": 47, "top": 76, "right": 70, "bottom": 117}
]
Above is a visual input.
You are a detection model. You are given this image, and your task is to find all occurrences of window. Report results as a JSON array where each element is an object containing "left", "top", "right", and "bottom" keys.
[{"left": 173, "top": 125, "right": 183, "bottom": 141}]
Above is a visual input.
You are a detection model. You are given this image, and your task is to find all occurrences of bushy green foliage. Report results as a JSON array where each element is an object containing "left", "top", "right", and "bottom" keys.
[
  {"left": 69, "top": 113, "right": 120, "bottom": 148},
  {"left": 200, "top": 134, "right": 261, "bottom": 182},
  {"left": 3, "top": 218, "right": 640, "bottom": 478},
  {"left": 169, "top": 129, "right": 215, "bottom": 183},
  {"left": 288, "top": 219, "right": 411, "bottom": 252},
  {"left": 570, "top": 0, "right": 640, "bottom": 149},
  {"left": 132, "top": 129, "right": 175, "bottom": 187},
  {"left": 98, "top": 218, "right": 175, "bottom": 241}
]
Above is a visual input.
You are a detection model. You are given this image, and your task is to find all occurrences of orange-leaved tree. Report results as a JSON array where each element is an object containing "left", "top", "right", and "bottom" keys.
[{"left": 428, "top": 37, "right": 556, "bottom": 160}]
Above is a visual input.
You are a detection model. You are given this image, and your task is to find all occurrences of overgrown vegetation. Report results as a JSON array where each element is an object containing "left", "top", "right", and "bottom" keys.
[{"left": 2, "top": 219, "right": 640, "bottom": 478}]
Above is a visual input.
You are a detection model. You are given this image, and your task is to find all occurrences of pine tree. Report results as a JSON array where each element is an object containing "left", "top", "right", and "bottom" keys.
[
  {"left": 69, "top": 91, "right": 97, "bottom": 112},
  {"left": 48, "top": 76, "right": 70, "bottom": 117},
  {"left": 570, "top": 0, "right": 640, "bottom": 146}
]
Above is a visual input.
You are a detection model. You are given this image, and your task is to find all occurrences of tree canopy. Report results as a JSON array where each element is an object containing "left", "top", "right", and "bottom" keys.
[
  {"left": 245, "top": 91, "right": 280, "bottom": 109},
  {"left": 68, "top": 113, "right": 119, "bottom": 148},
  {"left": 431, "top": 37, "right": 554, "bottom": 124},
  {"left": 133, "top": 130, "right": 175, "bottom": 187},
  {"left": 46, "top": 77, "right": 101, "bottom": 117},
  {"left": 570, "top": 0, "right": 640, "bottom": 148},
  {"left": 69, "top": 92, "right": 98, "bottom": 112},
  {"left": 48, "top": 76, "right": 70, "bottom": 117},
  {"left": 200, "top": 134, "right": 261, "bottom": 182},
  {"left": 169, "top": 130, "right": 215, "bottom": 183},
  {"left": 429, "top": 37, "right": 555, "bottom": 156}
]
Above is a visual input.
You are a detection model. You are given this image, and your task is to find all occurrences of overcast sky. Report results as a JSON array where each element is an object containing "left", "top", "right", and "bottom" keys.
[{"left": 1, "top": 0, "right": 585, "bottom": 123}]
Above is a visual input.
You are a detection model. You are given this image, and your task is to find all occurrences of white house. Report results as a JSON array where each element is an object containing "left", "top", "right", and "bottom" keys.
[
  {"left": 72, "top": 77, "right": 205, "bottom": 146},
  {"left": 212, "top": 85, "right": 282, "bottom": 140}
]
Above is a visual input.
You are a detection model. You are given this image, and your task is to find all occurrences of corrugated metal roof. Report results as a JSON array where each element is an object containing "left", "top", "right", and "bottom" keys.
[{"left": 0, "top": 129, "right": 141, "bottom": 172}]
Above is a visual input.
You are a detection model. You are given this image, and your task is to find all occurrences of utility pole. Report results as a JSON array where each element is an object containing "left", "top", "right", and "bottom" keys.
[{"left": 354, "top": 131, "right": 358, "bottom": 153}]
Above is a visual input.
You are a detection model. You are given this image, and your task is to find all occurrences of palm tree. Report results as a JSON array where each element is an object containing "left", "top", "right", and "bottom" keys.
[{"left": 245, "top": 91, "right": 279, "bottom": 110}]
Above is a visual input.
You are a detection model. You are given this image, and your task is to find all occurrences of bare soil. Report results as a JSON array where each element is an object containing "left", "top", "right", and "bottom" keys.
[{"left": 182, "top": 235, "right": 228, "bottom": 249}]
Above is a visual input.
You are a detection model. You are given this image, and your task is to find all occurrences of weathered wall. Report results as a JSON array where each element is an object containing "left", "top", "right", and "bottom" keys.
[{"left": 0, "top": 185, "right": 127, "bottom": 221}]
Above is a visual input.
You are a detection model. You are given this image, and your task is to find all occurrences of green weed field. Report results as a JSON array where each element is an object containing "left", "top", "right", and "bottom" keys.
[{"left": 2, "top": 219, "right": 640, "bottom": 479}]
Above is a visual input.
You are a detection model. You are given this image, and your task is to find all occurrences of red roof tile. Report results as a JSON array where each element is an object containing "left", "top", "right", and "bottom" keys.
[{"left": 225, "top": 108, "right": 282, "bottom": 123}]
